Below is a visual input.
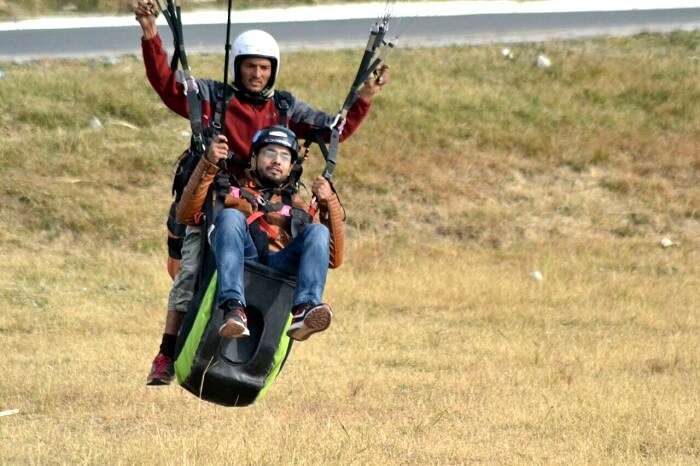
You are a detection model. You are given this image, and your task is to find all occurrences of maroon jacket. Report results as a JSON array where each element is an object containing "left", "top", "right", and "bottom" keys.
[{"left": 142, "top": 34, "right": 372, "bottom": 163}]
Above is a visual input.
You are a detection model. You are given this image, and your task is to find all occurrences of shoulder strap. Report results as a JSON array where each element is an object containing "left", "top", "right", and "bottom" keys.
[
  {"left": 212, "top": 81, "right": 227, "bottom": 136},
  {"left": 290, "top": 207, "right": 312, "bottom": 239},
  {"left": 281, "top": 190, "right": 293, "bottom": 207},
  {"left": 186, "top": 85, "right": 205, "bottom": 154},
  {"left": 210, "top": 81, "right": 235, "bottom": 171},
  {"left": 156, "top": 1, "right": 206, "bottom": 156}
]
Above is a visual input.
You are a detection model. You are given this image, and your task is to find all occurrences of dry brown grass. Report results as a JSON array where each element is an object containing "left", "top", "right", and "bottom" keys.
[{"left": 1, "top": 33, "right": 699, "bottom": 464}]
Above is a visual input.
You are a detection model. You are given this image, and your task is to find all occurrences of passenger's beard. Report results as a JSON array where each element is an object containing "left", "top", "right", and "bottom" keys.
[{"left": 253, "top": 168, "right": 284, "bottom": 188}]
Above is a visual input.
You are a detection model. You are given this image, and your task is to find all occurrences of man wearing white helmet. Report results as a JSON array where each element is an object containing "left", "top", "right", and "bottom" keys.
[
  {"left": 230, "top": 29, "right": 281, "bottom": 101},
  {"left": 135, "top": 1, "right": 387, "bottom": 167},
  {"left": 134, "top": 0, "right": 389, "bottom": 386}
]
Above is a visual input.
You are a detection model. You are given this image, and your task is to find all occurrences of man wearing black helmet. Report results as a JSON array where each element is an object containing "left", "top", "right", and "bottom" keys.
[{"left": 177, "top": 127, "right": 344, "bottom": 340}]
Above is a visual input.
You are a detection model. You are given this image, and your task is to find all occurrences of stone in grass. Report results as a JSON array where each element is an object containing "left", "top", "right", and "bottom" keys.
[
  {"left": 88, "top": 116, "right": 103, "bottom": 130},
  {"left": 536, "top": 54, "right": 552, "bottom": 69},
  {"left": 660, "top": 237, "right": 675, "bottom": 248},
  {"left": 531, "top": 270, "right": 544, "bottom": 282},
  {"left": 102, "top": 56, "right": 121, "bottom": 66}
]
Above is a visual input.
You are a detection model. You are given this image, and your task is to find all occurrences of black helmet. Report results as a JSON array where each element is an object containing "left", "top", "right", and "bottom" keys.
[{"left": 251, "top": 125, "right": 299, "bottom": 162}]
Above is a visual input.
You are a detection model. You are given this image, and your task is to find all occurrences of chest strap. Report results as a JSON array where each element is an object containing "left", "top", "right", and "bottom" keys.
[
  {"left": 230, "top": 187, "right": 292, "bottom": 216},
  {"left": 229, "top": 184, "right": 313, "bottom": 239}
]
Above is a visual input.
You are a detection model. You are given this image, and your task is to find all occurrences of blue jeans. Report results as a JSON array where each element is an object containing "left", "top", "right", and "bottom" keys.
[{"left": 210, "top": 209, "right": 330, "bottom": 308}]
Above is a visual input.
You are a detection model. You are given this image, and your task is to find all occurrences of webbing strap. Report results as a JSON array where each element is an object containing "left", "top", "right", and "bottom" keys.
[
  {"left": 318, "top": 25, "right": 389, "bottom": 182},
  {"left": 184, "top": 78, "right": 204, "bottom": 154},
  {"left": 212, "top": 84, "right": 225, "bottom": 133},
  {"left": 231, "top": 187, "right": 293, "bottom": 217},
  {"left": 246, "top": 211, "right": 264, "bottom": 225},
  {"left": 323, "top": 124, "right": 342, "bottom": 181},
  {"left": 156, "top": 0, "right": 204, "bottom": 154},
  {"left": 212, "top": 82, "right": 233, "bottom": 141},
  {"left": 318, "top": 54, "right": 381, "bottom": 182},
  {"left": 246, "top": 212, "right": 278, "bottom": 239},
  {"left": 174, "top": 6, "right": 188, "bottom": 69},
  {"left": 274, "top": 91, "right": 292, "bottom": 127}
]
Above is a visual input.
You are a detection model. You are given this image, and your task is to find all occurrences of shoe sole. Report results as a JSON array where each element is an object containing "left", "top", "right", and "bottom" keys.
[
  {"left": 218, "top": 320, "right": 250, "bottom": 338},
  {"left": 288, "top": 305, "right": 332, "bottom": 341},
  {"left": 146, "top": 377, "right": 172, "bottom": 386}
]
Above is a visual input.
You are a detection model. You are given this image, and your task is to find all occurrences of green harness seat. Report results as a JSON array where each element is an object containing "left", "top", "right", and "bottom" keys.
[{"left": 174, "top": 260, "right": 295, "bottom": 407}]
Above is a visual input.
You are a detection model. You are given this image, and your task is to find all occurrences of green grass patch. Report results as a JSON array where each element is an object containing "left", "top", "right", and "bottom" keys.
[{"left": 1, "top": 34, "right": 699, "bottom": 249}]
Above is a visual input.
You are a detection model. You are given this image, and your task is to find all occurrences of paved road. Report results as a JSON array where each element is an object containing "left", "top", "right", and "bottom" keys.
[{"left": 2, "top": 8, "right": 700, "bottom": 60}]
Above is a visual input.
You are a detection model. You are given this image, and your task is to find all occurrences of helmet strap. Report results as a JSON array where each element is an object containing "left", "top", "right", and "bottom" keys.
[{"left": 232, "top": 86, "right": 271, "bottom": 105}]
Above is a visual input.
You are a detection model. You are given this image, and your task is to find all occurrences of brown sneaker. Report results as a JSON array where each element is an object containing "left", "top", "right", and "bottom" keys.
[
  {"left": 287, "top": 303, "right": 333, "bottom": 341},
  {"left": 146, "top": 353, "right": 175, "bottom": 386},
  {"left": 218, "top": 301, "right": 250, "bottom": 338}
]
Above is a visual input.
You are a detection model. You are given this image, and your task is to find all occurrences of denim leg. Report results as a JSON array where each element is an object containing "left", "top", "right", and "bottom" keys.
[
  {"left": 210, "top": 209, "right": 258, "bottom": 307},
  {"left": 266, "top": 223, "right": 330, "bottom": 306}
]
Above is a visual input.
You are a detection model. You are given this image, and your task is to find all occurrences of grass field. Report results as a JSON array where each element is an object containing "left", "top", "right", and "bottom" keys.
[{"left": 1, "top": 32, "right": 699, "bottom": 464}]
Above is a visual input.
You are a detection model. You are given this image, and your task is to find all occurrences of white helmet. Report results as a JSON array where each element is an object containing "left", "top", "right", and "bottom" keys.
[{"left": 231, "top": 29, "right": 280, "bottom": 97}]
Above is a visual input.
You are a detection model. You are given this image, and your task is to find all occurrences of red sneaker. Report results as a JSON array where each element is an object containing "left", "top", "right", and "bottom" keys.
[
  {"left": 146, "top": 353, "right": 175, "bottom": 386},
  {"left": 218, "top": 302, "right": 250, "bottom": 338}
]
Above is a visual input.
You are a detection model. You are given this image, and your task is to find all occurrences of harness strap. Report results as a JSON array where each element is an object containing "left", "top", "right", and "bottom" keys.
[
  {"left": 223, "top": 178, "right": 312, "bottom": 245},
  {"left": 308, "top": 202, "right": 318, "bottom": 218},
  {"left": 229, "top": 186, "right": 293, "bottom": 217},
  {"left": 212, "top": 82, "right": 226, "bottom": 135},
  {"left": 225, "top": 185, "right": 306, "bottom": 242},
  {"left": 273, "top": 90, "right": 293, "bottom": 127},
  {"left": 314, "top": 24, "right": 389, "bottom": 183},
  {"left": 245, "top": 212, "right": 279, "bottom": 240},
  {"left": 156, "top": 0, "right": 206, "bottom": 154},
  {"left": 193, "top": 211, "right": 204, "bottom": 225},
  {"left": 323, "top": 123, "right": 343, "bottom": 180},
  {"left": 184, "top": 79, "right": 205, "bottom": 155},
  {"left": 246, "top": 211, "right": 264, "bottom": 225}
]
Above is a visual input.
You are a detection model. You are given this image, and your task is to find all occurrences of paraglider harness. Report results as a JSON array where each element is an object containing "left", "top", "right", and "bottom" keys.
[
  {"left": 158, "top": 0, "right": 296, "bottom": 260},
  {"left": 167, "top": 89, "right": 295, "bottom": 254},
  {"left": 157, "top": 0, "right": 397, "bottom": 406},
  {"left": 167, "top": 89, "right": 296, "bottom": 260},
  {"left": 155, "top": 0, "right": 307, "bottom": 407}
]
